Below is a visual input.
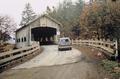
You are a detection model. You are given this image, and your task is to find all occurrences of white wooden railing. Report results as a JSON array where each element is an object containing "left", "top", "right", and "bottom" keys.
[
  {"left": 0, "top": 44, "right": 40, "bottom": 71},
  {"left": 72, "top": 39, "right": 118, "bottom": 56}
]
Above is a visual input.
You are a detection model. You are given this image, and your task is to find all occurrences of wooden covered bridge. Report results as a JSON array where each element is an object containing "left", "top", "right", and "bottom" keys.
[{"left": 16, "top": 14, "right": 62, "bottom": 48}]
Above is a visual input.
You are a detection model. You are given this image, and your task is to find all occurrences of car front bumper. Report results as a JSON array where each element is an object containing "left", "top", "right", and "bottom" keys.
[{"left": 58, "top": 45, "right": 72, "bottom": 51}]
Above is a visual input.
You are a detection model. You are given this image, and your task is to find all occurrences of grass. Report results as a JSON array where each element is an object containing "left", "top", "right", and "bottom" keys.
[{"left": 101, "top": 59, "right": 120, "bottom": 79}]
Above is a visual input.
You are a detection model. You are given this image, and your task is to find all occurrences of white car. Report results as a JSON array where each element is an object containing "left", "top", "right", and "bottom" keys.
[{"left": 58, "top": 37, "right": 72, "bottom": 51}]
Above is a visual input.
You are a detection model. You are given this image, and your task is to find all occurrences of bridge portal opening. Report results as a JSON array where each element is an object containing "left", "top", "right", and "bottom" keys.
[{"left": 31, "top": 27, "right": 57, "bottom": 45}]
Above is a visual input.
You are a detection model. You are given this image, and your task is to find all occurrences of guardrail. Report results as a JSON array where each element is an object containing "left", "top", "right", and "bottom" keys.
[
  {"left": 72, "top": 39, "right": 118, "bottom": 57},
  {"left": 0, "top": 44, "right": 40, "bottom": 72}
]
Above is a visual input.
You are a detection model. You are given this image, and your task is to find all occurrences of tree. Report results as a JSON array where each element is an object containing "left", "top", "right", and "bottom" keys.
[
  {"left": 47, "top": 0, "right": 84, "bottom": 38},
  {"left": 0, "top": 15, "right": 17, "bottom": 42},
  {"left": 80, "top": 0, "right": 120, "bottom": 39},
  {"left": 46, "top": 6, "right": 52, "bottom": 14},
  {"left": 20, "top": 3, "right": 37, "bottom": 26},
  {"left": 71, "top": 24, "right": 81, "bottom": 39}
]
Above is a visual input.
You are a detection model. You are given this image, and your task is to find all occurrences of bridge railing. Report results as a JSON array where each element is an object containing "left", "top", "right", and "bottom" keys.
[
  {"left": 0, "top": 44, "right": 40, "bottom": 71},
  {"left": 72, "top": 39, "right": 118, "bottom": 56}
]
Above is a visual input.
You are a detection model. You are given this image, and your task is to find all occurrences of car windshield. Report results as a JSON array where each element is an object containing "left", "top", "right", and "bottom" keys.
[
  {"left": 59, "top": 38, "right": 71, "bottom": 45},
  {"left": 65, "top": 39, "right": 69, "bottom": 42}
]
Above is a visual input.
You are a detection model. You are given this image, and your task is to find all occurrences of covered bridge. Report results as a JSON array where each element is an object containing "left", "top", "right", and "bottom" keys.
[{"left": 16, "top": 15, "right": 62, "bottom": 48}]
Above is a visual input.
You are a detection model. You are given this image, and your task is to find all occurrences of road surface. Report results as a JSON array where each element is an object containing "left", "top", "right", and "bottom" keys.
[
  {"left": 0, "top": 45, "right": 105, "bottom": 79},
  {"left": 13, "top": 45, "right": 82, "bottom": 69}
]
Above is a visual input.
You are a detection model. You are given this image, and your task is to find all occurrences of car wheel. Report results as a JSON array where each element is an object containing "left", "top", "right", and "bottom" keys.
[{"left": 58, "top": 48, "right": 61, "bottom": 51}]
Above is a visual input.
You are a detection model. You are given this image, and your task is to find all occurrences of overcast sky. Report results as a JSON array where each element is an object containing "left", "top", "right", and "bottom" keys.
[{"left": 0, "top": 0, "right": 89, "bottom": 27}]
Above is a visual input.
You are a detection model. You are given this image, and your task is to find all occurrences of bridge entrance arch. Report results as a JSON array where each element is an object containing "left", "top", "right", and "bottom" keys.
[{"left": 31, "top": 27, "right": 57, "bottom": 45}]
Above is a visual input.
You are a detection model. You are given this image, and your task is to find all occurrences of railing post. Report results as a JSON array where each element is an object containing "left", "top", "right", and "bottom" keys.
[
  {"left": 77, "top": 39, "right": 79, "bottom": 45},
  {"left": 115, "top": 39, "right": 118, "bottom": 59},
  {"left": 72, "top": 39, "right": 73, "bottom": 44}
]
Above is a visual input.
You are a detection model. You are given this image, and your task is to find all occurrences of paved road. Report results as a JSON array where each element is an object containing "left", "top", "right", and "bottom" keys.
[
  {"left": 13, "top": 45, "right": 81, "bottom": 69},
  {"left": 0, "top": 45, "right": 105, "bottom": 79}
]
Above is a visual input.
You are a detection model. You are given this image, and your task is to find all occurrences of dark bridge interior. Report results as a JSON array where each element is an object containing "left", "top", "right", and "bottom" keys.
[{"left": 31, "top": 27, "right": 56, "bottom": 45}]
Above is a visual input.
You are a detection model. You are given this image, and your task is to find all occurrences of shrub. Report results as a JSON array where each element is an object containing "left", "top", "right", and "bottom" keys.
[{"left": 101, "top": 59, "right": 120, "bottom": 79}]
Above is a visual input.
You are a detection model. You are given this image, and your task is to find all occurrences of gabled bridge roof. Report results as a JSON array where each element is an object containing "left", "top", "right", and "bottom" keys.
[{"left": 16, "top": 14, "right": 62, "bottom": 32}]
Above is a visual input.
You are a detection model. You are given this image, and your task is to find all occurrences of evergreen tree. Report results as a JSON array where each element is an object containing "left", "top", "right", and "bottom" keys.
[
  {"left": 46, "top": 6, "right": 51, "bottom": 14},
  {"left": 20, "top": 3, "right": 36, "bottom": 26},
  {"left": 47, "top": 0, "right": 84, "bottom": 37}
]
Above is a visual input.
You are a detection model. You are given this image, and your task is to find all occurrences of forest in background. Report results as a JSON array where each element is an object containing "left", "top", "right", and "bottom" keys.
[{"left": 47, "top": 0, "right": 120, "bottom": 40}]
